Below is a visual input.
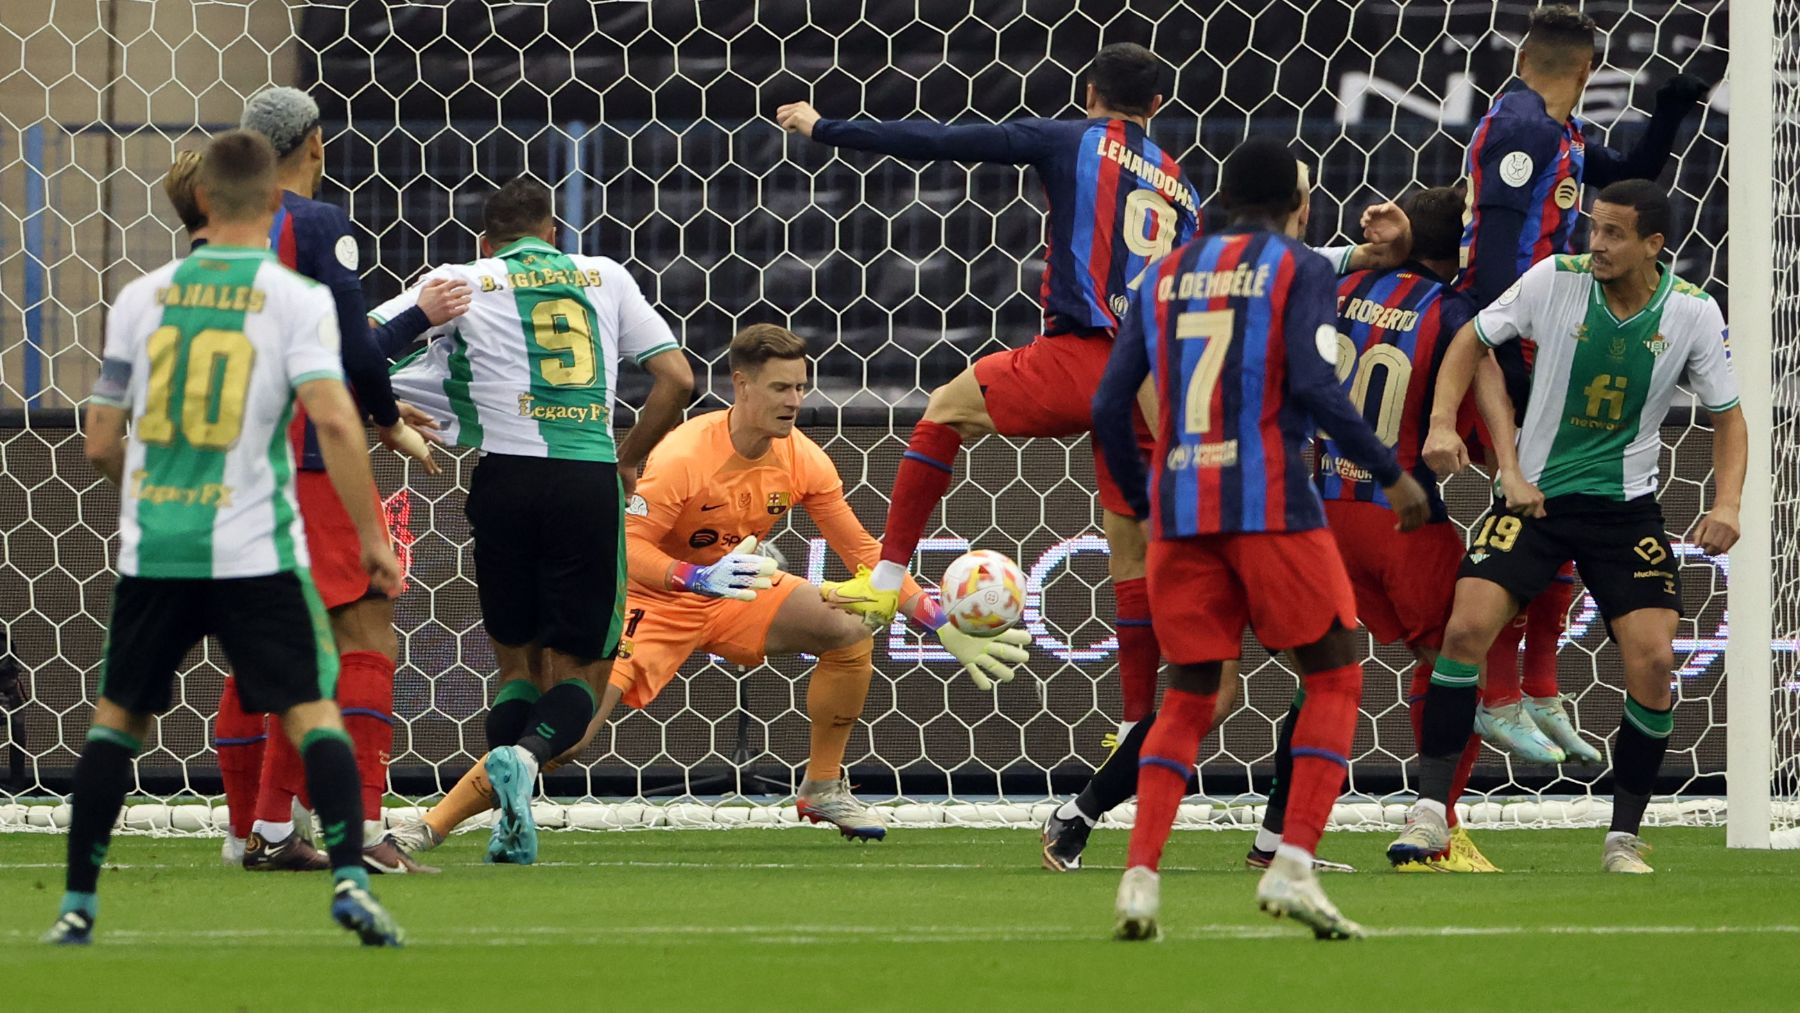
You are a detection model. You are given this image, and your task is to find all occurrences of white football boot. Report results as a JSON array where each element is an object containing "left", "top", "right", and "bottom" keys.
[
  {"left": 1524, "top": 695, "right": 1603, "bottom": 763},
  {"left": 1255, "top": 852, "right": 1365, "bottom": 940},
  {"left": 1602, "top": 833, "right": 1655, "bottom": 874},
  {"left": 796, "top": 779, "right": 888, "bottom": 841},
  {"left": 1386, "top": 801, "right": 1451, "bottom": 868},
  {"left": 1475, "top": 700, "right": 1566, "bottom": 764},
  {"left": 1113, "top": 866, "right": 1162, "bottom": 941}
]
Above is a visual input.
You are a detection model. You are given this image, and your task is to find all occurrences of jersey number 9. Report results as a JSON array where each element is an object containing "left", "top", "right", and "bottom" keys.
[
  {"left": 532, "top": 297, "right": 598, "bottom": 387},
  {"left": 1123, "top": 190, "right": 1177, "bottom": 260}
]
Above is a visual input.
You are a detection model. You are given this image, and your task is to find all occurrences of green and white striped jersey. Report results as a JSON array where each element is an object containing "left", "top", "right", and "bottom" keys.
[
  {"left": 93, "top": 246, "right": 345, "bottom": 578},
  {"left": 1475, "top": 254, "right": 1738, "bottom": 501},
  {"left": 379, "top": 237, "right": 679, "bottom": 462}
]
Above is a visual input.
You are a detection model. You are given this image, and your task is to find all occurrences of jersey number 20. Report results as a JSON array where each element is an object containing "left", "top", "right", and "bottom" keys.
[{"left": 1329, "top": 333, "right": 1413, "bottom": 447}]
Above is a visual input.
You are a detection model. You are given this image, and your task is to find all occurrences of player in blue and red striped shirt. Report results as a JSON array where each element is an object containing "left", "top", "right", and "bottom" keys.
[
  {"left": 1251, "top": 186, "right": 1509, "bottom": 873},
  {"left": 225, "top": 88, "right": 453, "bottom": 877},
  {"left": 1097, "top": 137, "right": 1428, "bottom": 942},
  {"left": 1460, "top": 5, "right": 1710, "bottom": 767},
  {"left": 776, "top": 43, "right": 1197, "bottom": 825}
]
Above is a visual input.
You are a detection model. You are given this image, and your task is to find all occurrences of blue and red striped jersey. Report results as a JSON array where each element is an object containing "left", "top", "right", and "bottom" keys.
[
  {"left": 1093, "top": 228, "right": 1401, "bottom": 538},
  {"left": 811, "top": 116, "right": 1200, "bottom": 335},
  {"left": 1315, "top": 264, "right": 1475, "bottom": 523},
  {"left": 269, "top": 189, "right": 399, "bottom": 467},
  {"left": 1457, "top": 86, "right": 1586, "bottom": 308}
]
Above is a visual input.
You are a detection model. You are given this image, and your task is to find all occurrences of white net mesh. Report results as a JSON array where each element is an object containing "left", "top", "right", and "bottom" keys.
[
  {"left": 0, "top": 0, "right": 1757, "bottom": 833},
  {"left": 1771, "top": 0, "right": 1800, "bottom": 847}
]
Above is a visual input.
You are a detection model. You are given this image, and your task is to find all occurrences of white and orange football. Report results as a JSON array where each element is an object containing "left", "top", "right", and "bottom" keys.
[{"left": 940, "top": 549, "right": 1027, "bottom": 637}]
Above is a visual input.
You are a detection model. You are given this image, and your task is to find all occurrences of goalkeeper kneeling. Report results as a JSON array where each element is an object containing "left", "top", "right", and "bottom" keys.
[{"left": 384, "top": 325, "right": 1029, "bottom": 860}]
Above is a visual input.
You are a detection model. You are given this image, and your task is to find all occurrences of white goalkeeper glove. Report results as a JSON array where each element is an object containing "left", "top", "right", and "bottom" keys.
[
  {"left": 935, "top": 624, "right": 1031, "bottom": 691},
  {"left": 670, "top": 535, "right": 779, "bottom": 601}
]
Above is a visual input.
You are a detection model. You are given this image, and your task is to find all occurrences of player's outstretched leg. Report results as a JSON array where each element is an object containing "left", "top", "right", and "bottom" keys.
[
  {"left": 1390, "top": 579, "right": 1519, "bottom": 869},
  {"left": 244, "top": 729, "right": 329, "bottom": 872},
  {"left": 851, "top": 366, "right": 995, "bottom": 614},
  {"left": 383, "top": 689, "right": 620, "bottom": 862},
  {"left": 213, "top": 674, "right": 266, "bottom": 866},
  {"left": 1250, "top": 689, "right": 1359, "bottom": 873},
  {"left": 796, "top": 638, "right": 886, "bottom": 841},
  {"left": 1113, "top": 670, "right": 1220, "bottom": 941},
  {"left": 1520, "top": 570, "right": 1600, "bottom": 763},
  {"left": 1475, "top": 612, "right": 1565, "bottom": 764},
  {"left": 1253, "top": 637, "right": 1364, "bottom": 941},
  {"left": 1396, "top": 657, "right": 1497, "bottom": 873},
  {"left": 1601, "top": 608, "right": 1678, "bottom": 874},
  {"left": 286, "top": 703, "right": 405, "bottom": 947},
  {"left": 44, "top": 717, "right": 143, "bottom": 945}
]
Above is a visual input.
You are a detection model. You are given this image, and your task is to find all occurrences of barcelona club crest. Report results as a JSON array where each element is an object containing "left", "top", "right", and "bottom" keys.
[{"left": 766, "top": 491, "right": 792, "bottom": 516}]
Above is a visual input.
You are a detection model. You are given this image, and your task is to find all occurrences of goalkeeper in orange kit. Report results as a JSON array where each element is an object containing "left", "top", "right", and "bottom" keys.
[{"left": 380, "top": 325, "right": 1030, "bottom": 859}]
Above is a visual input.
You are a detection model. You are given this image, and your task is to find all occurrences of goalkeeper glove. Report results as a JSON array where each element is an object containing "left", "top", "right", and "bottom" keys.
[
  {"left": 936, "top": 624, "right": 1031, "bottom": 691},
  {"left": 669, "top": 535, "right": 779, "bottom": 601}
]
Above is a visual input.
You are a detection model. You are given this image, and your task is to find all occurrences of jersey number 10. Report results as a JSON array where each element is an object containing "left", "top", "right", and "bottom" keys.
[{"left": 138, "top": 325, "right": 255, "bottom": 451}]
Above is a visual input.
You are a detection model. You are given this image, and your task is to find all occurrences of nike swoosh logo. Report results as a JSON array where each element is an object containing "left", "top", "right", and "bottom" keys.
[
  {"left": 820, "top": 586, "right": 876, "bottom": 606},
  {"left": 700, "top": 503, "right": 724, "bottom": 511}
]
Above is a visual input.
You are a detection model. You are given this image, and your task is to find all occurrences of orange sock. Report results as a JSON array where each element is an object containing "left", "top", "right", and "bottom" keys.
[
  {"left": 424, "top": 763, "right": 497, "bottom": 839},
  {"left": 804, "top": 639, "right": 874, "bottom": 783}
]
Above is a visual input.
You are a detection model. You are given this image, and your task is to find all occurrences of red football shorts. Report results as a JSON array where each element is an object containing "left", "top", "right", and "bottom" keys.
[
  {"left": 973, "top": 332, "right": 1151, "bottom": 517},
  {"left": 1324, "top": 501, "right": 1462, "bottom": 649},
  {"left": 295, "top": 469, "right": 387, "bottom": 610},
  {"left": 1146, "top": 528, "right": 1358, "bottom": 664}
]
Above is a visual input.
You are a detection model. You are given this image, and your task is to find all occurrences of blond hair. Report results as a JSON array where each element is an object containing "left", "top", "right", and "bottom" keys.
[
  {"left": 163, "top": 150, "right": 206, "bottom": 234},
  {"left": 728, "top": 323, "right": 807, "bottom": 372}
]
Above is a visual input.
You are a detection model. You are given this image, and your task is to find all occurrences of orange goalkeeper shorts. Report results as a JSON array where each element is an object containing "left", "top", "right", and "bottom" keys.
[{"left": 609, "top": 571, "right": 808, "bottom": 710}]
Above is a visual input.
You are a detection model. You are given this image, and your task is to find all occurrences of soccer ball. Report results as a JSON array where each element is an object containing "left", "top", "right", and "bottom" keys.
[{"left": 940, "top": 549, "right": 1027, "bottom": 637}]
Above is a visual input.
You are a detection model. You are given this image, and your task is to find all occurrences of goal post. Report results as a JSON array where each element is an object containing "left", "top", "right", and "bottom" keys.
[{"left": 1726, "top": 0, "right": 1775, "bottom": 849}]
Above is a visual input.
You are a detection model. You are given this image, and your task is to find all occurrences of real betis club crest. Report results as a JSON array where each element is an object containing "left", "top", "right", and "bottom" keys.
[{"left": 1644, "top": 333, "right": 1670, "bottom": 356}]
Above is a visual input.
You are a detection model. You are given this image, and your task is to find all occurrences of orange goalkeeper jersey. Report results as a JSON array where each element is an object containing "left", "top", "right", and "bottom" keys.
[{"left": 625, "top": 409, "right": 924, "bottom": 606}]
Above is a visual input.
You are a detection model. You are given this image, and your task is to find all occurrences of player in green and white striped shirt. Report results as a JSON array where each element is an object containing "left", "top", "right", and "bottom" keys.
[
  {"left": 383, "top": 177, "right": 694, "bottom": 864},
  {"left": 49, "top": 131, "right": 404, "bottom": 947},
  {"left": 1390, "top": 179, "right": 1746, "bottom": 875}
]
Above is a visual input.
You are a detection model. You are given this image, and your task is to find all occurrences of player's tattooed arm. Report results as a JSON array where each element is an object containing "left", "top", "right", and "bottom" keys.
[{"left": 82, "top": 401, "right": 128, "bottom": 486}]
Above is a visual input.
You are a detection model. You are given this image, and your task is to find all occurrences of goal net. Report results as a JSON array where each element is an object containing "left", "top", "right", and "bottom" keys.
[{"left": 0, "top": 0, "right": 1773, "bottom": 837}]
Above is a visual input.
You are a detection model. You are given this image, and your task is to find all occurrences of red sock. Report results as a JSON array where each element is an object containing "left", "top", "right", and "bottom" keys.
[
  {"left": 214, "top": 674, "right": 267, "bottom": 839},
  {"left": 1125, "top": 686, "right": 1216, "bottom": 871},
  {"left": 880, "top": 420, "right": 963, "bottom": 567},
  {"left": 1113, "top": 577, "right": 1158, "bottom": 722},
  {"left": 1407, "top": 658, "right": 1469, "bottom": 828},
  {"left": 337, "top": 650, "right": 396, "bottom": 822},
  {"left": 1483, "top": 613, "right": 1526, "bottom": 707},
  {"left": 1522, "top": 566, "right": 1573, "bottom": 699},
  {"left": 254, "top": 722, "right": 307, "bottom": 823},
  {"left": 1282, "top": 664, "right": 1361, "bottom": 856}
]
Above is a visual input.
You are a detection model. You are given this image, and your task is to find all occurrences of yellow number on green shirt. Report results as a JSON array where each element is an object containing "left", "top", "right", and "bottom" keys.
[
  {"left": 533, "top": 297, "right": 597, "bottom": 387},
  {"left": 138, "top": 325, "right": 256, "bottom": 450}
]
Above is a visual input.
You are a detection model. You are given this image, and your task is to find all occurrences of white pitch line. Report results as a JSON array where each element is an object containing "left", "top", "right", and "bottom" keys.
[{"left": 1, "top": 924, "right": 1795, "bottom": 945}]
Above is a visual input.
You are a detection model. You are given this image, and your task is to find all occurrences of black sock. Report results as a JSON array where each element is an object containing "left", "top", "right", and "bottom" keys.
[
  {"left": 1610, "top": 698, "right": 1673, "bottom": 834},
  {"left": 513, "top": 679, "right": 597, "bottom": 764},
  {"left": 1074, "top": 713, "right": 1155, "bottom": 821},
  {"left": 1263, "top": 696, "right": 1302, "bottom": 836},
  {"left": 1417, "top": 657, "right": 1480, "bottom": 805},
  {"left": 485, "top": 680, "right": 542, "bottom": 750},
  {"left": 300, "top": 727, "right": 369, "bottom": 885},
  {"left": 65, "top": 727, "right": 140, "bottom": 902}
]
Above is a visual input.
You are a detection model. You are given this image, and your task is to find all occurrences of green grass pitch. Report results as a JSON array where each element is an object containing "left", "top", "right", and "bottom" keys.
[{"left": 3, "top": 826, "right": 1797, "bottom": 1011}]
